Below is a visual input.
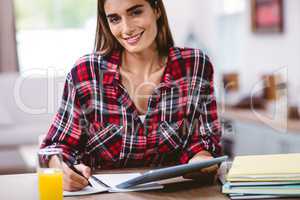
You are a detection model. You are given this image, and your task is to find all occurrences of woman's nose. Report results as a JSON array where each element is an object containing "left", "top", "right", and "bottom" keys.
[{"left": 121, "top": 18, "right": 135, "bottom": 35}]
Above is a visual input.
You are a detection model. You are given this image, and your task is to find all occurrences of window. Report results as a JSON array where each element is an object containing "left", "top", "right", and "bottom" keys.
[
  {"left": 14, "top": 0, "right": 97, "bottom": 75},
  {"left": 222, "top": 0, "right": 246, "bottom": 14}
]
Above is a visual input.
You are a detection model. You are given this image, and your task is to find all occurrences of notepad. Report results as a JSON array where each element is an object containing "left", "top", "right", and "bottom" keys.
[
  {"left": 227, "top": 153, "right": 300, "bottom": 182},
  {"left": 64, "top": 156, "right": 227, "bottom": 196},
  {"left": 223, "top": 182, "right": 300, "bottom": 195},
  {"left": 63, "top": 173, "right": 163, "bottom": 196},
  {"left": 229, "top": 194, "right": 297, "bottom": 200}
]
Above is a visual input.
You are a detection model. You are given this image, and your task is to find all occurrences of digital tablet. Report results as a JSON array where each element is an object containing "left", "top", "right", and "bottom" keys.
[{"left": 116, "top": 155, "right": 228, "bottom": 189}]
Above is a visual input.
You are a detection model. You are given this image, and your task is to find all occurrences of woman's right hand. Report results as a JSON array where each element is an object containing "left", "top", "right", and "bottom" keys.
[{"left": 49, "top": 156, "right": 91, "bottom": 191}]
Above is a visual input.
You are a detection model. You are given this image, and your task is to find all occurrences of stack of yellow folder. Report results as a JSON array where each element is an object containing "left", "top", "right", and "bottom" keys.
[{"left": 222, "top": 153, "right": 300, "bottom": 199}]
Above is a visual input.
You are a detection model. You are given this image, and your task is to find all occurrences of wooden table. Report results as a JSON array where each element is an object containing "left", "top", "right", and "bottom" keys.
[
  {"left": 1, "top": 170, "right": 298, "bottom": 200},
  {"left": 0, "top": 170, "right": 228, "bottom": 200}
]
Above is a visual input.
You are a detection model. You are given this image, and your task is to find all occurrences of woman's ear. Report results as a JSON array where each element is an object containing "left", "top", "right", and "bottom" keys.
[{"left": 155, "top": 7, "right": 161, "bottom": 20}]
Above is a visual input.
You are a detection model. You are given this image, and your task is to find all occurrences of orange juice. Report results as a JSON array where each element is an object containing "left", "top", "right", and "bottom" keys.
[{"left": 38, "top": 168, "right": 63, "bottom": 200}]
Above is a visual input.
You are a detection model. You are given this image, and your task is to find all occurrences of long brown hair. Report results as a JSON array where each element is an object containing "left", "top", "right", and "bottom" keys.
[{"left": 94, "top": 0, "right": 174, "bottom": 57}]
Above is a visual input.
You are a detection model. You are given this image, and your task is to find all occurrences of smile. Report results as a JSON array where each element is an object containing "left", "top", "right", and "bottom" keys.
[{"left": 123, "top": 31, "right": 144, "bottom": 45}]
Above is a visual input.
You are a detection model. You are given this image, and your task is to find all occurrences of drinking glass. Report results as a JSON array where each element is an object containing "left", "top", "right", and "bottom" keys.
[{"left": 37, "top": 148, "right": 63, "bottom": 200}]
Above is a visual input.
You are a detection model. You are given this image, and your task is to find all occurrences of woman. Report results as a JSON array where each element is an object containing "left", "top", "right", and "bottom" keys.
[{"left": 42, "top": 0, "right": 222, "bottom": 191}]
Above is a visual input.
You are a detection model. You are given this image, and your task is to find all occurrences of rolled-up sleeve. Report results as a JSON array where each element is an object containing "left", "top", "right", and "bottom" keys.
[
  {"left": 40, "top": 72, "right": 87, "bottom": 164},
  {"left": 179, "top": 52, "right": 222, "bottom": 164}
]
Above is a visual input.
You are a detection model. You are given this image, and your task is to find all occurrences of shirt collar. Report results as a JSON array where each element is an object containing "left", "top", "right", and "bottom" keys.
[
  {"left": 102, "top": 47, "right": 182, "bottom": 88},
  {"left": 101, "top": 50, "right": 121, "bottom": 86}
]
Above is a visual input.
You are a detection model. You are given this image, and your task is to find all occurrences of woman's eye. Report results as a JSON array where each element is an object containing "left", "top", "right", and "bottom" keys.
[
  {"left": 109, "top": 16, "right": 121, "bottom": 24},
  {"left": 131, "top": 9, "right": 142, "bottom": 16}
]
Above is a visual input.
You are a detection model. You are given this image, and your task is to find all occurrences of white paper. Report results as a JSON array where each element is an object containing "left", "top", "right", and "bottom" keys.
[
  {"left": 63, "top": 185, "right": 107, "bottom": 196},
  {"left": 94, "top": 173, "right": 163, "bottom": 192},
  {"left": 63, "top": 173, "right": 163, "bottom": 196},
  {"left": 93, "top": 173, "right": 142, "bottom": 186}
]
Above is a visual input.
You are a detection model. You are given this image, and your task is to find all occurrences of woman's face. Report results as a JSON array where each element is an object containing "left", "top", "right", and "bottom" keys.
[{"left": 104, "top": 0, "right": 160, "bottom": 54}]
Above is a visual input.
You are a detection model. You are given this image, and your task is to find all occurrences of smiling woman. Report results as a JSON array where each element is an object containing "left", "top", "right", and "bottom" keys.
[
  {"left": 41, "top": 0, "right": 223, "bottom": 192},
  {"left": 105, "top": 1, "right": 159, "bottom": 53},
  {"left": 95, "top": 0, "right": 173, "bottom": 56}
]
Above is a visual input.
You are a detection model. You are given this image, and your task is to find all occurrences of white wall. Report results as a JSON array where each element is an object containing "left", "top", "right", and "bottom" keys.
[
  {"left": 164, "top": 0, "right": 219, "bottom": 58},
  {"left": 164, "top": 0, "right": 300, "bottom": 99},
  {"left": 239, "top": 0, "right": 300, "bottom": 96}
]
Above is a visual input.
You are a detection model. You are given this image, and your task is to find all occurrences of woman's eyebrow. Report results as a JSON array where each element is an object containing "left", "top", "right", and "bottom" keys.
[
  {"left": 106, "top": 4, "right": 144, "bottom": 18},
  {"left": 126, "top": 4, "right": 144, "bottom": 12}
]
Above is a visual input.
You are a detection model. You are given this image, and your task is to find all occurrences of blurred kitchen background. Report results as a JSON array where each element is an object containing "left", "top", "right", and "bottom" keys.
[{"left": 0, "top": 0, "right": 300, "bottom": 174}]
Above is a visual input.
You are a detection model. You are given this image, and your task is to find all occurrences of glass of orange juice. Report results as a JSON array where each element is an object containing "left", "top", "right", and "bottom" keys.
[{"left": 37, "top": 148, "right": 63, "bottom": 200}]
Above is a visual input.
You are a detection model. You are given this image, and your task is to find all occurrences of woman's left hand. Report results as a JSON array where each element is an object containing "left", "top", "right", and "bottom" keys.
[{"left": 182, "top": 151, "right": 219, "bottom": 184}]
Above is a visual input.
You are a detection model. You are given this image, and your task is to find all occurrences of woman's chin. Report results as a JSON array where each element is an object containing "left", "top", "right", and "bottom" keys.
[{"left": 123, "top": 45, "right": 144, "bottom": 53}]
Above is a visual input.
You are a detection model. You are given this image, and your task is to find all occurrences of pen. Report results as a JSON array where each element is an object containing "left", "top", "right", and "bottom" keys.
[
  {"left": 90, "top": 175, "right": 110, "bottom": 188},
  {"left": 68, "top": 164, "right": 93, "bottom": 187}
]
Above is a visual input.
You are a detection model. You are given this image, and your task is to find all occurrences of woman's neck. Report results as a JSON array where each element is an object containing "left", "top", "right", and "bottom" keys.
[{"left": 122, "top": 47, "right": 163, "bottom": 78}]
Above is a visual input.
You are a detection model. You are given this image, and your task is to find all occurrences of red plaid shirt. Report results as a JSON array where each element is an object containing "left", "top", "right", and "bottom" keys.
[{"left": 41, "top": 47, "right": 222, "bottom": 169}]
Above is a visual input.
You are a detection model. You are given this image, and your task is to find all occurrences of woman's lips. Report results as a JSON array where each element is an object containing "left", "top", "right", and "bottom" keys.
[{"left": 124, "top": 32, "right": 144, "bottom": 45}]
